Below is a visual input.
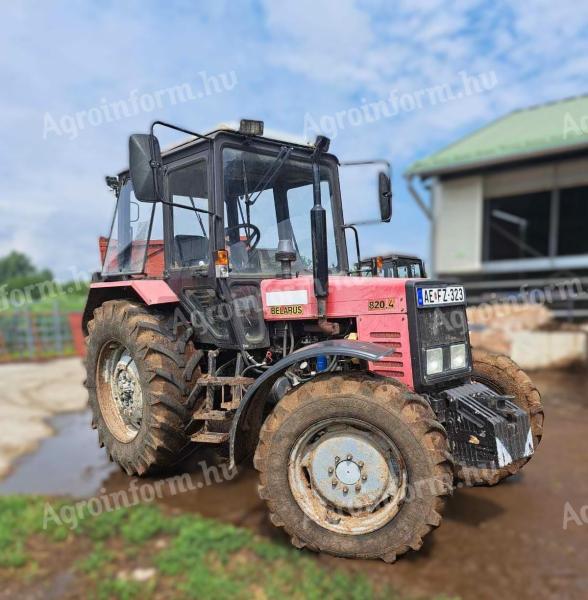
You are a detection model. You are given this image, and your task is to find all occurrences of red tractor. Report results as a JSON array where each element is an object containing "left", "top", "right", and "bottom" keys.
[{"left": 84, "top": 120, "right": 543, "bottom": 561}]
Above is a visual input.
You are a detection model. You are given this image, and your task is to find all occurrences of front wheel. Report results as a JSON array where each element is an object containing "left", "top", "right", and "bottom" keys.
[{"left": 254, "top": 374, "right": 452, "bottom": 562}]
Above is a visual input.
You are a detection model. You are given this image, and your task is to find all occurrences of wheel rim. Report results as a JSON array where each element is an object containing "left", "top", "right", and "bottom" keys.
[
  {"left": 96, "top": 341, "right": 144, "bottom": 443},
  {"left": 288, "top": 417, "right": 407, "bottom": 535}
]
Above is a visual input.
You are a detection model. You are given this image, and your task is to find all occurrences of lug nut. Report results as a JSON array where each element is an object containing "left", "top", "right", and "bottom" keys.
[
  {"left": 346, "top": 454, "right": 352, "bottom": 461},
  {"left": 358, "top": 461, "right": 364, "bottom": 468},
  {"left": 342, "top": 486, "right": 348, "bottom": 494},
  {"left": 328, "top": 467, "right": 334, "bottom": 474},
  {"left": 361, "top": 474, "right": 367, "bottom": 481},
  {"left": 335, "top": 456, "right": 340, "bottom": 463},
  {"left": 331, "top": 479, "right": 338, "bottom": 487},
  {"left": 355, "top": 484, "right": 361, "bottom": 492}
]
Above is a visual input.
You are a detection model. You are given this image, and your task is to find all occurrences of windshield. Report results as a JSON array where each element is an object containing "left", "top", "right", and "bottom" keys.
[
  {"left": 222, "top": 147, "right": 342, "bottom": 275},
  {"left": 102, "top": 182, "right": 159, "bottom": 275}
]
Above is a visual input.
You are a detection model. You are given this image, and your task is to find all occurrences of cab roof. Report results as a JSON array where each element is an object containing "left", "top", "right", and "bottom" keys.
[
  {"left": 118, "top": 123, "right": 317, "bottom": 178},
  {"left": 161, "top": 122, "right": 314, "bottom": 156}
]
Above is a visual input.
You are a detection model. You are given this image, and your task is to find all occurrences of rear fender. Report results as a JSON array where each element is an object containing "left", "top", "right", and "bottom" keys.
[
  {"left": 229, "top": 339, "right": 394, "bottom": 469},
  {"left": 82, "top": 280, "right": 178, "bottom": 334}
]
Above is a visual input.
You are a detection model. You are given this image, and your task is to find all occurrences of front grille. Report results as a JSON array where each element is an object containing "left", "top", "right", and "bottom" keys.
[
  {"left": 358, "top": 315, "right": 412, "bottom": 389},
  {"left": 418, "top": 305, "right": 468, "bottom": 347},
  {"left": 365, "top": 330, "right": 405, "bottom": 378}
]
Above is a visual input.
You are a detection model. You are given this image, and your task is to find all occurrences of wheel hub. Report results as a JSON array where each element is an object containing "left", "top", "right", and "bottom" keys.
[
  {"left": 112, "top": 356, "right": 141, "bottom": 417},
  {"left": 335, "top": 459, "right": 361, "bottom": 485},
  {"left": 289, "top": 418, "right": 408, "bottom": 535},
  {"left": 307, "top": 432, "right": 393, "bottom": 511}
]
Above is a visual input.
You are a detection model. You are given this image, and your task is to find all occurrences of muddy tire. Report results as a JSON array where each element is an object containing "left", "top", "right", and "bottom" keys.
[
  {"left": 254, "top": 373, "right": 452, "bottom": 562},
  {"left": 455, "top": 348, "right": 544, "bottom": 487},
  {"left": 85, "top": 300, "right": 202, "bottom": 476}
]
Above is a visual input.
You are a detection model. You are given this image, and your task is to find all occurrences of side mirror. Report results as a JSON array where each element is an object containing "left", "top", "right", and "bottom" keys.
[
  {"left": 129, "top": 133, "right": 163, "bottom": 202},
  {"left": 378, "top": 172, "right": 392, "bottom": 222}
]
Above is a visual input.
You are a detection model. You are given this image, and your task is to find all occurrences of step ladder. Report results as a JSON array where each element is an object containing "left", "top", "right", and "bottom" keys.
[{"left": 188, "top": 373, "right": 254, "bottom": 444}]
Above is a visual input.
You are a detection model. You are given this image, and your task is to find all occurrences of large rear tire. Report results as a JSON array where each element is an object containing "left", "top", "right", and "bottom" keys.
[
  {"left": 85, "top": 300, "right": 201, "bottom": 476},
  {"left": 455, "top": 348, "right": 544, "bottom": 487},
  {"left": 254, "top": 373, "right": 452, "bottom": 562}
]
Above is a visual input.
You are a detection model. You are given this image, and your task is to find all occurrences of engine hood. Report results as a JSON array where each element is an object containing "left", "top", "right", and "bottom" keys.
[{"left": 261, "top": 275, "right": 421, "bottom": 320}]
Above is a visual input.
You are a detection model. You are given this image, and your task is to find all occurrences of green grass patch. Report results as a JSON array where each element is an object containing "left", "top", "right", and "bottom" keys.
[
  {"left": 0, "top": 496, "right": 449, "bottom": 599},
  {"left": 95, "top": 578, "right": 154, "bottom": 600},
  {"left": 0, "top": 286, "right": 87, "bottom": 316}
]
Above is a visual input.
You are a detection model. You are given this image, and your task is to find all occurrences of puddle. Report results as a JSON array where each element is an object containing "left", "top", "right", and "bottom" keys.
[{"left": 0, "top": 410, "right": 116, "bottom": 497}]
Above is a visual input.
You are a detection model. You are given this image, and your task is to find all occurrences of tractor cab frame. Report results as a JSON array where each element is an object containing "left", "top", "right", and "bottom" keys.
[
  {"left": 359, "top": 253, "right": 427, "bottom": 278},
  {"left": 95, "top": 121, "right": 391, "bottom": 352}
]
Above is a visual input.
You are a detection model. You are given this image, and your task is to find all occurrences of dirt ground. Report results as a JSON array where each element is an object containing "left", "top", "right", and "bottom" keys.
[{"left": 1, "top": 359, "right": 587, "bottom": 599}]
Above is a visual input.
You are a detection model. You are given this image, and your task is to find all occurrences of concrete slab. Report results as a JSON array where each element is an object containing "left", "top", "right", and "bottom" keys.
[{"left": 511, "top": 331, "right": 588, "bottom": 370}]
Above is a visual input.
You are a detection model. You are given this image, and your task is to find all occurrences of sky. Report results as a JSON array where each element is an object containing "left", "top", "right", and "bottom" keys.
[{"left": 2, "top": 0, "right": 588, "bottom": 280}]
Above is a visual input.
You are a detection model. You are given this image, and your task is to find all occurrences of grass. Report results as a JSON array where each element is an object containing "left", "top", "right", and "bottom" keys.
[
  {"left": 0, "top": 290, "right": 87, "bottom": 315},
  {"left": 0, "top": 496, "right": 456, "bottom": 600}
]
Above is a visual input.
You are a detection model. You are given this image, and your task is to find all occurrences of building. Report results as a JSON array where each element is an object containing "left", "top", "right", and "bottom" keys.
[{"left": 405, "top": 95, "right": 588, "bottom": 318}]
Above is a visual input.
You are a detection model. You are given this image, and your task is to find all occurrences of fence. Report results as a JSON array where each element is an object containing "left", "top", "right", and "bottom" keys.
[{"left": 0, "top": 303, "right": 83, "bottom": 361}]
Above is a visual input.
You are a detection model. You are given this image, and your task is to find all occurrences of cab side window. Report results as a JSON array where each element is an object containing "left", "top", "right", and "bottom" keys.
[{"left": 168, "top": 159, "right": 209, "bottom": 268}]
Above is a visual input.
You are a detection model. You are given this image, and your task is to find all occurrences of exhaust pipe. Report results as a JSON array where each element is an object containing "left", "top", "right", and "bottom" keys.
[{"left": 311, "top": 136, "right": 339, "bottom": 336}]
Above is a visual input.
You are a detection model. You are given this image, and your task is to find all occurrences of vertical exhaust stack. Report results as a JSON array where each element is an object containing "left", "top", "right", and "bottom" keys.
[{"left": 311, "top": 136, "right": 339, "bottom": 335}]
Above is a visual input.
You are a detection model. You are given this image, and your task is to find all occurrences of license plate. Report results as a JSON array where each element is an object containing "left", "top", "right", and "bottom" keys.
[{"left": 417, "top": 286, "right": 465, "bottom": 307}]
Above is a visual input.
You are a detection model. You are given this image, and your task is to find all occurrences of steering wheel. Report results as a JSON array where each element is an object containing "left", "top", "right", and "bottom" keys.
[{"left": 224, "top": 224, "right": 261, "bottom": 250}]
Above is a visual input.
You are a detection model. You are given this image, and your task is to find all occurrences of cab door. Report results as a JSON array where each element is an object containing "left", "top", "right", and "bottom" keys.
[{"left": 164, "top": 151, "right": 239, "bottom": 348}]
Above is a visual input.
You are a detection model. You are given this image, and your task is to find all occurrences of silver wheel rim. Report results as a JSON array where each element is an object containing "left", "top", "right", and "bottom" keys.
[
  {"left": 288, "top": 417, "right": 407, "bottom": 535},
  {"left": 97, "top": 341, "right": 144, "bottom": 443}
]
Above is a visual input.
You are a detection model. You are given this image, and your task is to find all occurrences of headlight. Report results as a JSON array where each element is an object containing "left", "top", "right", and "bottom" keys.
[
  {"left": 450, "top": 343, "right": 467, "bottom": 370},
  {"left": 426, "top": 347, "right": 444, "bottom": 375}
]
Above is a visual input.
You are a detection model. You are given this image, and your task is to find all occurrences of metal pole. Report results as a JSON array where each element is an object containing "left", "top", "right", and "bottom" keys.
[
  {"left": 53, "top": 300, "right": 63, "bottom": 354},
  {"left": 25, "top": 310, "right": 35, "bottom": 359}
]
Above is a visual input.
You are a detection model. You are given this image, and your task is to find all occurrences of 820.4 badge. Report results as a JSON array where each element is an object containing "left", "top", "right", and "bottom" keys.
[{"left": 367, "top": 298, "right": 395, "bottom": 311}]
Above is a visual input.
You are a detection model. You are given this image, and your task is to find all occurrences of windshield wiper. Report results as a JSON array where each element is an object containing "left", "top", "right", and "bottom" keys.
[
  {"left": 241, "top": 145, "right": 293, "bottom": 226},
  {"left": 246, "top": 146, "right": 293, "bottom": 207}
]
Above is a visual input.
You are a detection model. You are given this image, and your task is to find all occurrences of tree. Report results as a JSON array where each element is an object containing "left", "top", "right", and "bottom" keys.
[{"left": 0, "top": 251, "right": 38, "bottom": 284}]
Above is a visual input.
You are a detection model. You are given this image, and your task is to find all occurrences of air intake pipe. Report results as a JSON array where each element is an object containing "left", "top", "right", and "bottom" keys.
[{"left": 311, "top": 136, "right": 339, "bottom": 335}]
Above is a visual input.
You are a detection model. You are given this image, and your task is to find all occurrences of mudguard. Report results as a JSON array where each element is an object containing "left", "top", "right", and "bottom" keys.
[
  {"left": 229, "top": 338, "right": 394, "bottom": 468},
  {"left": 82, "top": 280, "right": 178, "bottom": 333}
]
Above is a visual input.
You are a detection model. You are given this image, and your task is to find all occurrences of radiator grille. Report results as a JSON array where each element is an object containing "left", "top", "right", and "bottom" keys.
[{"left": 366, "top": 330, "right": 406, "bottom": 379}]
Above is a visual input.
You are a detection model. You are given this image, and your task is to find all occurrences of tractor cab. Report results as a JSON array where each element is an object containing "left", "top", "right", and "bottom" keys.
[
  {"left": 358, "top": 254, "right": 427, "bottom": 278},
  {"left": 96, "top": 120, "right": 392, "bottom": 350},
  {"left": 100, "top": 121, "right": 391, "bottom": 284}
]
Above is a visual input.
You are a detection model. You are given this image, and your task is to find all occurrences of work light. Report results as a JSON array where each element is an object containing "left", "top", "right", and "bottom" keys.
[
  {"left": 450, "top": 344, "right": 467, "bottom": 370},
  {"left": 239, "top": 119, "right": 264, "bottom": 136},
  {"left": 426, "top": 347, "right": 444, "bottom": 375}
]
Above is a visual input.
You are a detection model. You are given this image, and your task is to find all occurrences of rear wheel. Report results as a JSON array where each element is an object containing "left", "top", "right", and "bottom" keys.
[
  {"left": 85, "top": 300, "right": 201, "bottom": 475},
  {"left": 254, "top": 373, "right": 452, "bottom": 561},
  {"left": 455, "top": 348, "right": 544, "bottom": 486}
]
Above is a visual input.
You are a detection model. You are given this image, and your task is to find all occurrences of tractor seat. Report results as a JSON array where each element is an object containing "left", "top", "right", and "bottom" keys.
[{"left": 175, "top": 235, "right": 209, "bottom": 267}]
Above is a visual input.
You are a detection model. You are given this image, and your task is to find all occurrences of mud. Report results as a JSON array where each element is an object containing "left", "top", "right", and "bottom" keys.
[{"left": 1, "top": 367, "right": 588, "bottom": 599}]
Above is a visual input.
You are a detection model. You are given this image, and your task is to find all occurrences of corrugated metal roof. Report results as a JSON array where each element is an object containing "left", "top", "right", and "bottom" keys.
[{"left": 406, "top": 95, "right": 588, "bottom": 177}]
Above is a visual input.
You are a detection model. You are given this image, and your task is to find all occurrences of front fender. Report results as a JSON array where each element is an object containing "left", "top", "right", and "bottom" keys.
[{"left": 229, "top": 339, "right": 394, "bottom": 468}]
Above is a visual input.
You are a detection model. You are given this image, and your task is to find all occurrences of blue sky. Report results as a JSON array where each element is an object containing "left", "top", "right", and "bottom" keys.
[{"left": 2, "top": 0, "right": 588, "bottom": 279}]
